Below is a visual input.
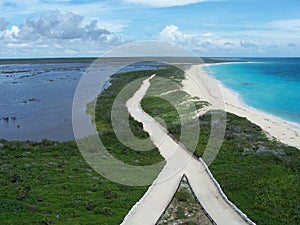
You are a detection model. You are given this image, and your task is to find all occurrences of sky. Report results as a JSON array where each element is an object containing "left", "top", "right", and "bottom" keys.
[{"left": 0, "top": 0, "right": 299, "bottom": 58}]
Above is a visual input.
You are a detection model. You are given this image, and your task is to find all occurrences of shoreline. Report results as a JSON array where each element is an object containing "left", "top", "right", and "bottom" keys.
[
  {"left": 204, "top": 64, "right": 300, "bottom": 129},
  {"left": 183, "top": 64, "right": 300, "bottom": 150}
]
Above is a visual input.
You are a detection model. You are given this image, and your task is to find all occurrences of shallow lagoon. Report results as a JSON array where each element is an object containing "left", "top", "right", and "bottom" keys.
[{"left": 0, "top": 59, "right": 159, "bottom": 141}]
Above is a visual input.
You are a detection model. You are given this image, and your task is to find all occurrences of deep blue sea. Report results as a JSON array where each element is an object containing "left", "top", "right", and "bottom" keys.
[{"left": 206, "top": 58, "right": 300, "bottom": 125}]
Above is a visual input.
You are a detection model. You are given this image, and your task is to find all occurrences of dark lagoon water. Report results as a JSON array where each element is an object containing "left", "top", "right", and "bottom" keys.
[{"left": 0, "top": 59, "right": 160, "bottom": 141}]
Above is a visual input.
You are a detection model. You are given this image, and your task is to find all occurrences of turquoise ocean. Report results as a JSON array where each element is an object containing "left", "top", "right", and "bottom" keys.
[{"left": 205, "top": 58, "right": 300, "bottom": 125}]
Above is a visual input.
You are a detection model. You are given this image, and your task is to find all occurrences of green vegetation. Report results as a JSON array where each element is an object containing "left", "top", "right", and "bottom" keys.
[
  {"left": 206, "top": 112, "right": 300, "bottom": 225},
  {"left": 0, "top": 64, "right": 299, "bottom": 225},
  {"left": 93, "top": 69, "right": 164, "bottom": 166},
  {"left": 0, "top": 140, "right": 148, "bottom": 224}
]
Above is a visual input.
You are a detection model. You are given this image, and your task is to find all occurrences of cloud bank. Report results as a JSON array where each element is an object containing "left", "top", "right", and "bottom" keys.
[
  {"left": 0, "top": 11, "right": 126, "bottom": 57},
  {"left": 123, "top": 0, "right": 217, "bottom": 7},
  {"left": 0, "top": 9, "right": 299, "bottom": 58},
  {"left": 158, "top": 24, "right": 300, "bottom": 56}
]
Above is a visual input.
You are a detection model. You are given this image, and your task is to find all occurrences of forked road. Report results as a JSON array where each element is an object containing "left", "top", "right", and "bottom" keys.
[{"left": 122, "top": 75, "right": 253, "bottom": 225}]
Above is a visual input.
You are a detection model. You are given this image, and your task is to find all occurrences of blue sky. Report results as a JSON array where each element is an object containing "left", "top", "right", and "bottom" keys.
[{"left": 0, "top": 0, "right": 299, "bottom": 58}]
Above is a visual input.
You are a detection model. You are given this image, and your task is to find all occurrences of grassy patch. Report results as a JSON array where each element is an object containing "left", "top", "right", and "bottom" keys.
[{"left": 0, "top": 140, "right": 148, "bottom": 224}]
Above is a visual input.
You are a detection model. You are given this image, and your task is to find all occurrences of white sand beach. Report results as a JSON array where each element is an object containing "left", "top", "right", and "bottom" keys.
[{"left": 183, "top": 64, "right": 300, "bottom": 150}]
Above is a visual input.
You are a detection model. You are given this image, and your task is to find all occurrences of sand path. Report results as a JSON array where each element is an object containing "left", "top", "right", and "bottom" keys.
[{"left": 121, "top": 75, "right": 253, "bottom": 225}]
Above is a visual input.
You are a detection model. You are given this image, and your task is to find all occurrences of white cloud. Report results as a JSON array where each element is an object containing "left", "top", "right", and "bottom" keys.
[
  {"left": 159, "top": 25, "right": 194, "bottom": 43},
  {"left": 240, "top": 40, "right": 258, "bottom": 48},
  {"left": 224, "top": 42, "right": 234, "bottom": 46},
  {"left": 202, "top": 32, "right": 213, "bottom": 37},
  {"left": 157, "top": 25, "right": 300, "bottom": 56},
  {"left": 2, "top": 11, "right": 118, "bottom": 42},
  {"left": 270, "top": 19, "right": 300, "bottom": 31},
  {"left": 0, "top": 11, "right": 127, "bottom": 57},
  {"left": 159, "top": 25, "right": 224, "bottom": 50},
  {"left": 7, "top": 42, "right": 29, "bottom": 47},
  {"left": 0, "top": 25, "right": 19, "bottom": 40},
  {"left": 93, "top": 21, "right": 126, "bottom": 33},
  {"left": 123, "top": 0, "right": 218, "bottom": 7},
  {"left": 0, "top": 0, "right": 128, "bottom": 33}
]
